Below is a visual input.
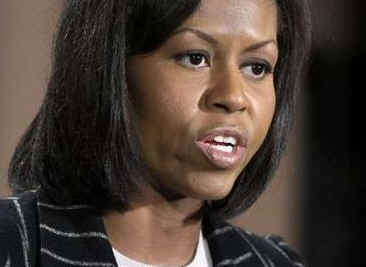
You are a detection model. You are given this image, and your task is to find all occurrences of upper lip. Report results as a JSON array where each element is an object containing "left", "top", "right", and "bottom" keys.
[{"left": 196, "top": 127, "right": 248, "bottom": 147}]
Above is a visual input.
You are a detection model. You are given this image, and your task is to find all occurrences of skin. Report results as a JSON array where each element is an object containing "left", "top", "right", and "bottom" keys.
[{"left": 103, "top": 0, "right": 278, "bottom": 265}]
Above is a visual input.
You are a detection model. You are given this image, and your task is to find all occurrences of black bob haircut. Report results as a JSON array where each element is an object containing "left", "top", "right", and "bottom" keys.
[{"left": 8, "top": 0, "right": 311, "bottom": 219}]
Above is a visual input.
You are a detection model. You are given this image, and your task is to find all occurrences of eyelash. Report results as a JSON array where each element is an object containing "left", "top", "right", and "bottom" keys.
[{"left": 174, "top": 51, "right": 273, "bottom": 80}]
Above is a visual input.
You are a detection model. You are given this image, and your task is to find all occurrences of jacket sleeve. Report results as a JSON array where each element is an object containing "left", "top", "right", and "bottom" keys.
[{"left": 0, "top": 192, "right": 39, "bottom": 267}]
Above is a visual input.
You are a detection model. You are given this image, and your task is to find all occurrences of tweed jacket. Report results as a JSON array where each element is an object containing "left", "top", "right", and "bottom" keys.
[{"left": 0, "top": 191, "right": 305, "bottom": 267}]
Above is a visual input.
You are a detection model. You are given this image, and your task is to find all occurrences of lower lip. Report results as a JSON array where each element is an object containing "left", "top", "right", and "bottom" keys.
[{"left": 194, "top": 141, "right": 247, "bottom": 169}]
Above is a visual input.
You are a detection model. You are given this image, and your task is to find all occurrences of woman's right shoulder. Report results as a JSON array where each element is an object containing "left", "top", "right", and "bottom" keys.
[
  {"left": 0, "top": 190, "right": 39, "bottom": 266},
  {"left": 0, "top": 190, "right": 39, "bottom": 223}
]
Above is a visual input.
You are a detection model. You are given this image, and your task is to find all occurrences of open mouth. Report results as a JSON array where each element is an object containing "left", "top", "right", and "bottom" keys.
[
  {"left": 195, "top": 127, "right": 248, "bottom": 169},
  {"left": 204, "top": 140, "right": 236, "bottom": 153}
]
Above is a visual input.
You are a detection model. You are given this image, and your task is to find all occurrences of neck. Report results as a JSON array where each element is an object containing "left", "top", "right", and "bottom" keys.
[{"left": 103, "top": 189, "right": 205, "bottom": 266}]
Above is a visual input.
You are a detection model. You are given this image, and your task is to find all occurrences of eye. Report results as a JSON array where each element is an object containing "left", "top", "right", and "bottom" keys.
[
  {"left": 241, "top": 62, "right": 273, "bottom": 80},
  {"left": 175, "top": 51, "right": 210, "bottom": 69}
]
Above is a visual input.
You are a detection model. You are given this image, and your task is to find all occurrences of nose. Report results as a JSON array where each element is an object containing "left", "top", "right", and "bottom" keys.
[{"left": 204, "top": 64, "right": 248, "bottom": 114}]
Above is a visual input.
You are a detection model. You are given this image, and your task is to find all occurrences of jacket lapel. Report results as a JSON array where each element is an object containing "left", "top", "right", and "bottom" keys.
[{"left": 203, "top": 214, "right": 266, "bottom": 267}]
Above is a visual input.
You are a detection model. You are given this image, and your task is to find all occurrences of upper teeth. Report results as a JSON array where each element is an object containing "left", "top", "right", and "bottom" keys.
[{"left": 213, "top": 136, "right": 237, "bottom": 146}]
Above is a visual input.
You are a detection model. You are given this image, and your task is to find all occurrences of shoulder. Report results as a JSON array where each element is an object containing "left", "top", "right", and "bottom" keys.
[
  {"left": 237, "top": 228, "right": 306, "bottom": 267},
  {"left": 203, "top": 215, "right": 306, "bottom": 267},
  {"left": 0, "top": 190, "right": 39, "bottom": 228},
  {"left": 0, "top": 190, "right": 39, "bottom": 266}
]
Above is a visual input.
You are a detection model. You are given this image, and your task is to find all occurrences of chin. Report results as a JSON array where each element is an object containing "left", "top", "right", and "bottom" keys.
[
  {"left": 150, "top": 165, "right": 242, "bottom": 202},
  {"left": 196, "top": 190, "right": 232, "bottom": 201},
  {"left": 184, "top": 178, "right": 236, "bottom": 201}
]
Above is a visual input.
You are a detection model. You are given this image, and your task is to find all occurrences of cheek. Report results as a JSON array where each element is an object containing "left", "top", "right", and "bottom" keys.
[
  {"left": 127, "top": 63, "right": 205, "bottom": 165},
  {"left": 133, "top": 73, "right": 201, "bottom": 126},
  {"left": 249, "top": 85, "right": 276, "bottom": 152},
  {"left": 129, "top": 57, "right": 208, "bottom": 128},
  {"left": 261, "top": 89, "right": 276, "bottom": 131}
]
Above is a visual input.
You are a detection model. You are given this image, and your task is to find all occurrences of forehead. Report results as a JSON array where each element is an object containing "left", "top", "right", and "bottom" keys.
[{"left": 183, "top": 0, "right": 278, "bottom": 40}]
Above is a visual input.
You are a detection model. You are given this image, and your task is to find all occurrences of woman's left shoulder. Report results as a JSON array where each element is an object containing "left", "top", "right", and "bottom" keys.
[
  {"left": 203, "top": 216, "right": 306, "bottom": 266},
  {"left": 231, "top": 225, "right": 306, "bottom": 267}
]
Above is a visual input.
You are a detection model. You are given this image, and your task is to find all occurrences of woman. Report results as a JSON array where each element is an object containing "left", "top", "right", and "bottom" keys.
[{"left": 0, "top": 0, "right": 311, "bottom": 266}]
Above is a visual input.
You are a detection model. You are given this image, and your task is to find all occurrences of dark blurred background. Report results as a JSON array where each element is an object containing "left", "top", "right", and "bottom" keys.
[
  {"left": 303, "top": 0, "right": 359, "bottom": 266},
  {"left": 0, "top": 1, "right": 359, "bottom": 266}
]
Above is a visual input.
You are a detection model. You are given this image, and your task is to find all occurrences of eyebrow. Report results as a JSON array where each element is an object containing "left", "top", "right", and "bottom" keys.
[
  {"left": 171, "top": 27, "right": 277, "bottom": 52},
  {"left": 172, "top": 27, "right": 219, "bottom": 46}
]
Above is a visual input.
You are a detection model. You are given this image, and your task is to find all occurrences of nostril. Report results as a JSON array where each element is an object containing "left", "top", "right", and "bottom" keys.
[
  {"left": 213, "top": 102, "right": 245, "bottom": 113},
  {"left": 213, "top": 103, "right": 229, "bottom": 111}
]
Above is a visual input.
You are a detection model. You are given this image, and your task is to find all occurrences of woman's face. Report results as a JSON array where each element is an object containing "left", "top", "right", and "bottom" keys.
[{"left": 127, "top": 0, "right": 278, "bottom": 200}]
